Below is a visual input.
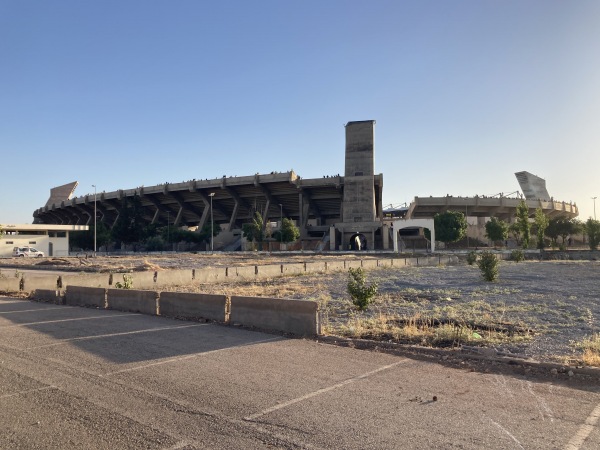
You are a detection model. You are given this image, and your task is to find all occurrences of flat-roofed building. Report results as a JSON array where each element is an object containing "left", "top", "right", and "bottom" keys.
[{"left": 0, "top": 224, "right": 88, "bottom": 257}]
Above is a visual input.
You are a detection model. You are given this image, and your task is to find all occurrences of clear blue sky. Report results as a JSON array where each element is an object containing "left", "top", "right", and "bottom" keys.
[{"left": 1, "top": 1, "right": 599, "bottom": 223}]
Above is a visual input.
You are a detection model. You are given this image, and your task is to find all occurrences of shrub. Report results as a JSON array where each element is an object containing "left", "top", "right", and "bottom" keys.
[
  {"left": 347, "top": 267, "right": 378, "bottom": 311},
  {"left": 114, "top": 274, "right": 133, "bottom": 289},
  {"left": 511, "top": 249, "right": 524, "bottom": 263},
  {"left": 466, "top": 251, "right": 477, "bottom": 265},
  {"left": 477, "top": 251, "right": 498, "bottom": 282}
]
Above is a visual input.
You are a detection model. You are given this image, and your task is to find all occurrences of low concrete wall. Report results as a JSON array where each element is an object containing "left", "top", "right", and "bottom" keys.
[
  {"left": 257, "top": 264, "right": 283, "bottom": 277},
  {"left": 0, "top": 277, "right": 21, "bottom": 292},
  {"left": 107, "top": 289, "right": 158, "bottom": 315},
  {"left": 361, "top": 260, "right": 378, "bottom": 269},
  {"left": 305, "top": 261, "right": 326, "bottom": 273},
  {"left": 231, "top": 265, "right": 257, "bottom": 279},
  {"left": 325, "top": 260, "right": 346, "bottom": 272},
  {"left": 230, "top": 296, "right": 319, "bottom": 336},
  {"left": 282, "top": 262, "right": 305, "bottom": 275},
  {"left": 193, "top": 267, "right": 227, "bottom": 283},
  {"left": 159, "top": 292, "right": 228, "bottom": 322},
  {"left": 32, "top": 289, "right": 63, "bottom": 304},
  {"left": 128, "top": 271, "right": 157, "bottom": 289},
  {"left": 20, "top": 276, "right": 61, "bottom": 291},
  {"left": 155, "top": 269, "right": 193, "bottom": 287},
  {"left": 66, "top": 286, "right": 106, "bottom": 308},
  {"left": 60, "top": 273, "right": 108, "bottom": 289}
]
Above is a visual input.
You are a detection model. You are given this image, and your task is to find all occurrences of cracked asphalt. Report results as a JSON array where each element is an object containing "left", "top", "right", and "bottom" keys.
[{"left": 1, "top": 296, "right": 599, "bottom": 449}]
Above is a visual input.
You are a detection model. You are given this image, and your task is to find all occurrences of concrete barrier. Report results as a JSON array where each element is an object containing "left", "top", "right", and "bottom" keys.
[
  {"left": 325, "top": 260, "right": 346, "bottom": 272},
  {"left": 193, "top": 267, "right": 227, "bottom": 283},
  {"left": 159, "top": 292, "right": 227, "bottom": 322},
  {"left": 257, "top": 264, "right": 283, "bottom": 278},
  {"left": 60, "top": 273, "right": 109, "bottom": 289},
  {"left": 392, "top": 258, "right": 406, "bottom": 267},
  {"left": 32, "top": 289, "right": 63, "bottom": 304},
  {"left": 377, "top": 259, "right": 392, "bottom": 268},
  {"left": 155, "top": 269, "right": 193, "bottom": 287},
  {"left": 66, "top": 286, "right": 106, "bottom": 308},
  {"left": 0, "top": 277, "right": 21, "bottom": 292},
  {"left": 21, "top": 276, "right": 60, "bottom": 291},
  {"left": 107, "top": 289, "right": 158, "bottom": 315},
  {"left": 345, "top": 260, "right": 362, "bottom": 269},
  {"left": 129, "top": 271, "right": 158, "bottom": 289},
  {"left": 230, "top": 296, "right": 318, "bottom": 336},
  {"left": 305, "top": 261, "right": 326, "bottom": 273},
  {"left": 230, "top": 265, "right": 257, "bottom": 279},
  {"left": 282, "top": 263, "right": 305, "bottom": 275},
  {"left": 361, "top": 260, "right": 378, "bottom": 269}
]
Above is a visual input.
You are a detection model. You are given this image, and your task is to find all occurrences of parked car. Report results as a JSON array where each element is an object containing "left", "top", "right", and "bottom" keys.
[{"left": 12, "top": 247, "right": 45, "bottom": 257}]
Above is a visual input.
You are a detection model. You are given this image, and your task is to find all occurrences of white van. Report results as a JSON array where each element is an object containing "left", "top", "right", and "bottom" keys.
[{"left": 12, "top": 247, "right": 45, "bottom": 257}]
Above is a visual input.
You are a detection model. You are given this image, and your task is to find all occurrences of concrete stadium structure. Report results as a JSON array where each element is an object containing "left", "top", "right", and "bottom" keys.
[{"left": 33, "top": 121, "right": 578, "bottom": 251}]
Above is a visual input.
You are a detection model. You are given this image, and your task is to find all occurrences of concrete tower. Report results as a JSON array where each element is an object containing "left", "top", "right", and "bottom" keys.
[{"left": 342, "top": 120, "right": 376, "bottom": 223}]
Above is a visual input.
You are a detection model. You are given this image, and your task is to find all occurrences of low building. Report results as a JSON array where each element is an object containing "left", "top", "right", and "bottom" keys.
[{"left": 0, "top": 224, "right": 88, "bottom": 257}]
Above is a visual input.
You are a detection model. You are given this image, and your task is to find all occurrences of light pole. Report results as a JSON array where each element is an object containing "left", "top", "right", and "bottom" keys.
[
  {"left": 209, "top": 193, "right": 215, "bottom": 252},
  {"left": 593, "top": 197, "right": 597, "bottom": 220},
  {"left": 92, "top": 185, "right": 97, "bottom": 254},
  {"left": 279, "top": 203, "right": 283, "bottom": 249},
  {"left": 167, "top": 211, "right": 170, "bottom": 252}
]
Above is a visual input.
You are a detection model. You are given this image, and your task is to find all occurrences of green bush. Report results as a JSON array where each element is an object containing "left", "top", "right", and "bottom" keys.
[
  {"left": 510, "top": 249, "right": 524, "bottom": 263},
  {"left": 477, "top": 251, "right": 499, "bottom": 282},
  {"left": 114, "top": 274, "right": 133, "bottom": 289},
  {"left": 466, "top": 251, "right": 477, "bottom": 265},
  {"left": 347, "top": 267, "right": 378, "bottom": 311}
]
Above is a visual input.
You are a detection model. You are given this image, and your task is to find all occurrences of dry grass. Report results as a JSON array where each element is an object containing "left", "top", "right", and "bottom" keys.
[{"left": 577, "top": 334, "right": 600, "bottom": 367}]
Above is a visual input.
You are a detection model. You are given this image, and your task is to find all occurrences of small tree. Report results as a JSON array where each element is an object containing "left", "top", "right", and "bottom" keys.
[
  {"left": 347, "top": 267, "right": 378, "bottom": 311},
  {"left": 515, "top": 200, "right": 531, "bottom": 249},
  {"left": 534, "top": 208, "right": 549, "bottom": 250},
  {"left": 242, "top": 211, "right": 265, "bottom": 246},
  {"left": 586, "top": 218, "right": 600, "bottom": 250},
  {"left": 425, "top": 211, "right": 467, "bottom": 248},
  {"left": 546, "top": 217, "right": 581, "bottom": 249},
  {"left": 274, "top": 218, "right": 300, "bottom": 244},
  {"left": 477, "top": 251, "right": 499, "bottom": 282},
  {"left": 484, "top": 217, "right": 508, "bottom": 248}
]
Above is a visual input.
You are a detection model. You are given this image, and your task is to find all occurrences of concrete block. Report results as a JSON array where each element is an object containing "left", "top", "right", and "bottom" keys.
[
  {"left": 282, "top": 263, "right": 305, "bottom": 275},
  {"left": 32, "top": 289, "right": 63, "bottom": 304},
  {"left": 325, "top": 260, "right": 346, "bottom": 272},
  {"left": 345, "top": 260, "right": 362, "bottom": 269},
  {"left": 0, "top": 277, "right": 21, "bottom": 292},
  {"left": 66, "top": 286, "right": 106, "bottom": 308},
  {"left": 155, "top": 269, "right": 193, "bottom": 287},
  {"left": 361, "top": 260, "right": 378, "bottom": 269},
  {"left": 107, "top": 289, "right": 158, "bottom": 315},
  {"left": 404, "top": 258, "right": 415, "bottom": 267},
  {"left": 392, "top": 258, "right": 406, "bottom": 267},
  {"left": 377, "top": 259, "right": 392, "bottom": 268},
  {"left": 127, "top": 271, "right": 157, "bottom": 289},
  {"left": 305, "top": 261, "right": 326, "bottom": 273},
  {"left": 230, "top": 296, "right": 318, "bottom": 336},
  {"left": 21, "top": 276, "right": 60, "bottom": 292},
  {"left": 192, "top": 267, "right": 227, "bottom": 283},
  {"left": 230, "top": 265, "right": 257, "bottom": 279},
  {"left": 60, "top": 273, "right": 109, "bottom": 289},
  {"left": 257, "top": 264, "right": 283, "bottom": 278},
  {"left": 159, "top": 292, "right": 227, "bottom": 322}
]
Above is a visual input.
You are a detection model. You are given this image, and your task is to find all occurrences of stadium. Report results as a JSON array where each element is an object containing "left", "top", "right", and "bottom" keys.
[{"left": 33, "top": 121, "right": 578, "bottom": 251}]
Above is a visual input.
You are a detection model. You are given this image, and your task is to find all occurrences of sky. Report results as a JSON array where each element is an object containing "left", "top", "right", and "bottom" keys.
[{"left": 1, "top": 1, "right": 599, "bottom": 223}]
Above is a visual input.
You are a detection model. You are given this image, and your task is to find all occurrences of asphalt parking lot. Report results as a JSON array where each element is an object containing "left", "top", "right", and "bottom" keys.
[{"left": 1, "top": 296, "right": 599, "bottom": 449}]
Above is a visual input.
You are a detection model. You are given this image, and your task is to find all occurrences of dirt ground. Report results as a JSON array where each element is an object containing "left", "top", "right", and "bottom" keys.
[{"left": 1, "top": 254, "right": 599, "bottom": 364}]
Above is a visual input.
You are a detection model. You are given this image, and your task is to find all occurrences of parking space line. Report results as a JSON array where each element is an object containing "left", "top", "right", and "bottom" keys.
[
  {"left": 0, "top": 313, "right": 140, "bottom": 328},
  {"left": 565, "top": 402, "right": 600, "bottom": 450},
  {"left": 0, "top": 307, "right": 63, "bottom": 315},
  {"left": 103, "top": 336, "right": 281, "bottom": 376},
  {"left": 25, "top": 323, "right": 208, "bottom": 349},
  {"left": 0, "top": 385, "right": 56, "bottom": 400},
  {"left": 244, "top": 359, "right": 408, "bottom": 421}
]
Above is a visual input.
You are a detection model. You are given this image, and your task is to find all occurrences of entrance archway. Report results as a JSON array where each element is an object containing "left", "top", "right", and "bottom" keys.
[
  {"left": 349, "top": 233, "right": 367, "bottom": 251},
  {"left": 392, "top": 219, "right": 435, "bottom": 253}
]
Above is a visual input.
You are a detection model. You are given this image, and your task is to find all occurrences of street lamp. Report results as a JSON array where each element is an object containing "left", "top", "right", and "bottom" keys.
[
  {"left": 279, "top": 203, "right": 283, "bottom": 249},
  {"left": 593, "top": 197, "right": 597, "bottom": 220},
  {"left": 209, "top": 193, "right": 215, "bottom": 252},
  {"left": 92, "top": 185, "right": 97, "bottom": 254}
]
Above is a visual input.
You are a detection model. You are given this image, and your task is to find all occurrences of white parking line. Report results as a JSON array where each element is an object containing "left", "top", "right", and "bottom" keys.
[
  {"left": 103, "top": 336, "right": 281, "bottom": 376},
  {"left": 25, "top": 323, "right": 208, "bottom": 349},
  {"left": 0, "top": 385, "right": 56, "bottom": 399},
  {"left": 0, "top": 307, "right": 63, "bottom": 315},
  {"left": 565, "top": 402, "right": 600, "bottom": 450},
  {"left": 244, "top": 360, "right": 408, "bottom": 421},
  {"left": 0, "top": 313, "right": 140, "bottom": 328}
]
